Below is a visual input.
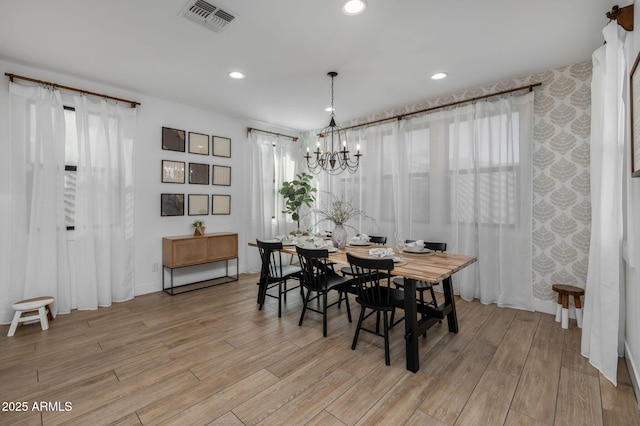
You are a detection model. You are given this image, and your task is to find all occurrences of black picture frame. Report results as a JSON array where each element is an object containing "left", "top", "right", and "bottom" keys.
[
  {"left": 189, "top": 163, "right": 210, "bottom": 185},
  {"left": 212, "top": 136, "right": 231, "bottom": 158},
  {"left": 212, "top": 165, "right": 231, "bottom": 186},
  {"left": 188, "top": 194, "right": 209, "bottom": 215},
  {"left": 189, "top": 132, "right": 210, "bottom": 155},
  {"left": 161, "top": 160, "right": 185, "bottom": 183},
  {"left": 212, "top": 194, "right": 231, "bottom": 215},
  {"left": 162, "top": 127, "right": 186, "bottom": 152},
  {"left": 161, "top": 194, "right": 184, "bottom": 216}
]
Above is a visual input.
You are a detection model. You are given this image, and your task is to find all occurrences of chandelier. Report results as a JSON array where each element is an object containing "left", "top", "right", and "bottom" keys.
[{"left": 305, "top": 71, "right": 361, "bottom": 175}]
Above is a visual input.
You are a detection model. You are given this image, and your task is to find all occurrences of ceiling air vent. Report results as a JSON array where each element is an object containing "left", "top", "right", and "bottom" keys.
[{"left": 180, "top": 0, "right": 236, "bottom": 33}]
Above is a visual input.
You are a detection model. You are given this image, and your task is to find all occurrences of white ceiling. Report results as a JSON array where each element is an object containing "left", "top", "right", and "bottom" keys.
[{"left": 0, "top": 0, "right": 615, "bottom": 132}]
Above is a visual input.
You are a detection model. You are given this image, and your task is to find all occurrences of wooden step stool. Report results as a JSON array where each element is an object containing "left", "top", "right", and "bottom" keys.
[
  {"left": 7, "top": 296, "right": 55, "bottom": 337},
  {"left": 552, "top": 284, "right": 584, "bottom": 329}
]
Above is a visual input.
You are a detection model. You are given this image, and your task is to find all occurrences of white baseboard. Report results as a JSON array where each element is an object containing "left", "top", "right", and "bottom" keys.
[
  {"left": 135, "top": 280, "right": 161, "bottom": 296},
  {"left": 625, "top": 342, "right": 640, "bottom": 409},
  {"left": 533, "top": 297, "right": 580, "bottom": 318}
]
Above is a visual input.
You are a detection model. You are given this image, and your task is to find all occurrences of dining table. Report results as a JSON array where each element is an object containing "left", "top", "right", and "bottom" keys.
[{"left": 251, "top": 240, "right": 477, "bottom": 373}]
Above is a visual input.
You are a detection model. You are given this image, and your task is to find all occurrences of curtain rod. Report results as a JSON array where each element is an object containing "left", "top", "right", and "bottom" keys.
[
  {"left": 343, "top": 82, "right": 542, "bottom": 132},
  {"left": 247, "top": 127, "right": 298, "bottom": 141},
  {"left": 5, "top": 72, "right": 141, "bottom": 108}
]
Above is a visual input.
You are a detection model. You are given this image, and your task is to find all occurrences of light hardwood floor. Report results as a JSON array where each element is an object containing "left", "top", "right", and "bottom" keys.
[{"left": 1, "top": 273, "right": 638, "bottom": 425}]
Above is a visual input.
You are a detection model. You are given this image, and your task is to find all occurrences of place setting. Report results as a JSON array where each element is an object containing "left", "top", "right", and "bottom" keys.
[
  {"left": 368, "top": 247, "right": 407, "bottom": 265},
  {"left": 347, "top": 234, "right": 372, "bottom": 246},
  {"left": 402, "top": 240, "right": 430, "bottom": 254},
  {"left": 295, "top": 236, "right": 339, "bottom": 252}
]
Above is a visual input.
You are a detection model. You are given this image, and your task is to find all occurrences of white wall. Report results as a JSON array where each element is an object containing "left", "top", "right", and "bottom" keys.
[{"left": 0, "top": 59, "right": 296, "bottom": 298}]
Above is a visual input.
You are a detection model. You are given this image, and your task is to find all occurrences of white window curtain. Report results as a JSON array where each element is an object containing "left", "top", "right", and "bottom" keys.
[
  {"left": 1, "top": 83, "right": 136, "bottom": 324},
  {"left": 581, "top": 21, "right": 626, "bottom": 386},
  {"left": 71, "top": 95, "right": 136, "bottom": 308},
  {"left": 314, "top": 92, "right": 534, "bottom": 309},
  {"left": 441, "top": 94, "right": 534, "bottom": 308},
  {"left": 1, "top": 83, "right": 70, "bottom": 322},
  {"left": 247, "top": 131, "right": 300, "bottom": 272}
]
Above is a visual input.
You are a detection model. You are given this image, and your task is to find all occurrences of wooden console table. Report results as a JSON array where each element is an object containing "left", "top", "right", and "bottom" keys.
[{"left": 162, "top": 232, "right": 238, "bottom": 295}]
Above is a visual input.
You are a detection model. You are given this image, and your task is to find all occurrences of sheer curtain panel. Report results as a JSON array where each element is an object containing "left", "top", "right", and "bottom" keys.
[
  {"left": 444, "top": 94, "right": 534, "bottom": 308},
  {"left": 248, "top": 132, "right": 300, "bottom": 272},
  {"left": 581, "top": 22, "right": 626, "bottom": 386},
  {"left": 2, "top": 83, "right": 70, "bottom": 323},
  {"left": 71, "top": 95, "right": 136, "bottom": 308}
]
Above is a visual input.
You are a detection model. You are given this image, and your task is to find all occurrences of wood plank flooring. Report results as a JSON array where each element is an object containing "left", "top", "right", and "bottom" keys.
[{"left": 0, "top": 273, "right": 638, "bottom": 425}]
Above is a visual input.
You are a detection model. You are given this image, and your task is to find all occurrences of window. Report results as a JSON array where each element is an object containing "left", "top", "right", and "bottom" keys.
[
  {"left": 448, "top": 112, "right": 520, "bottom": 225},
  {"left": 63, "top": 106, "right": 78, "bottom": 230},
  {"left": 404, "top": 125, "right": 431, "bottom": 224}
]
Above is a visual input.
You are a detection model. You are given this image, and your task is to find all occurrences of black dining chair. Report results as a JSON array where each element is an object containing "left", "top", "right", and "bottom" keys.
[
  {"left": 256, "top": 239, "right": 303, "bottom": 317},
  {"left": 394, "top": 240, "right": 447, "bottom": 334},
  {"left": 347, "top": 252, "right": 405, "bottom": 365},
  {"left": 296, "top": 246, "right": 352, "bottom": 337},
  {"left": 340, "top": 235, "right": 387, "bottom": 278}
]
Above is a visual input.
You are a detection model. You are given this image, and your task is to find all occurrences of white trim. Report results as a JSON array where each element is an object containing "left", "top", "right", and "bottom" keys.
[{"left": 625, "top": 342, "right": 640, "bottom": 409}]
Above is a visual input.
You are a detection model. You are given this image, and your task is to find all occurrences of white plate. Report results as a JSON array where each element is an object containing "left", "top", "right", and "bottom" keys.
[
  {"left": 349, "top": 241, "right": 371, "bottom": 246},
  {"left": 403, "top": 247, "right": 429, "bottom": 253},
  {"left": 327, "top": 247, "right": 338, "bottom": 252},
  {"left": 369, "top": 256, "right": 402, "bottom": 263}
]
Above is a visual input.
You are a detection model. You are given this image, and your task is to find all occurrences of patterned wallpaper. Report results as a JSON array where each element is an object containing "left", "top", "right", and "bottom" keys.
[{"left": 301, "top": 61, "right": 592, "bottom": 302}]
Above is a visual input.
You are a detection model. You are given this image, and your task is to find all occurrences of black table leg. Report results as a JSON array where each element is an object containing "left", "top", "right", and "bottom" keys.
[
  {"left": 442, "top": 276, "right": 458, "bottom": 333},
  {"left": 403, "top": 277, "right": 419, "bottom": 372}
]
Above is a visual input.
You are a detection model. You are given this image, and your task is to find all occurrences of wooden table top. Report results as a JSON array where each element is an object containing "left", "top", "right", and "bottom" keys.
[
  {"left": 253, "top": 241, "right": 477, "bottom": 284},
  {"left": 323, "top": 245, "right": 476, "bottom": 284}
]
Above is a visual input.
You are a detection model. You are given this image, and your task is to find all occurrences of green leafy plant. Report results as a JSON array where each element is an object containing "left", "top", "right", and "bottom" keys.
[
  {"left": 279, "top": 172, "right": 317, "bottom": 231},
  {"left": 191, "top": 220, "right": 205, "bottom": 228}
]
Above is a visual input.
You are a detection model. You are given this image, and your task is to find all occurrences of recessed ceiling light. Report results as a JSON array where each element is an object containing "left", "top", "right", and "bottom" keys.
[
  {"left": 431, "top": 72, "right": 448, "bottom": 80},
  {"left": 228, "top": 71, "right": 245, "bottom": 79},
  {"left": 342, "top": 0, "right": 367, "bottom": 15}
]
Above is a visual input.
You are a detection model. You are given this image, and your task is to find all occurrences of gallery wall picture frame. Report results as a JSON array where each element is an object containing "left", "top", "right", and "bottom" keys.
[
  {"left": 161, "top": 193, "right": 184, "bottom": 216},
  {"left": 161, "top": 160, "right": 185, "bottom": 184},
  {"left": 188, "top": 194, "right": 209, "bottom": 215},
  {"left": 189, "top": 162, "right": 210, "bottom": 185},
  {"left": 212, "top": 194, "right": 231, "bottom": 215},
  {"left": 631, "top": 51, "right": 640, "bottom": 177},
  {"left": 189, "top": 132, "right": 210, "bottom": 155},
  {"left": 162, "top": 127, "right": 186, "bottom": 152},
  {"left": 212, "top": 136, "right": 231, "bottom": 158},
  {"left": 212, "top": 165, "right": 231, "bottom": 186}
]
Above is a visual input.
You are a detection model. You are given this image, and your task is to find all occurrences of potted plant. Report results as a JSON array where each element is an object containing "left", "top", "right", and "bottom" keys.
[
  {"left": 279, "top": 172, "right": 317, "bottom": 234},
  {"left": 314, "top": 193, "right": 375, "bottom": 249},
  {"left": 192, "top": 220, "right": 206, "bottom": 236}
]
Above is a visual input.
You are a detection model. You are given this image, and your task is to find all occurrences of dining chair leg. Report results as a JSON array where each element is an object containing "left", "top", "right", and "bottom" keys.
[
  {"left": 383, "top": 310, "right": 391, "bottom": 366},
  {"left": 299, "top": 288, "right": 311, "bottom": 326},
  {"left": 257, "top": 277, "right": 267, "bottom": 309},
  {"left": 323, "top": 292, "right": 328, "bottom": 337},
  {"left": 429, "top": 286, "right": 437, "bottom": 307},
  {"left": 419, "top": 291, "right": 426, "bottom": 338},
  {"left": 344, "top": 290, "right": 352, "bottom": 322},
  {"left": 278, "top": 282, "right": 283, "bottom": 317},
  {"left": 352, "top": 307, "right": 366, "bottom": 350}
]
